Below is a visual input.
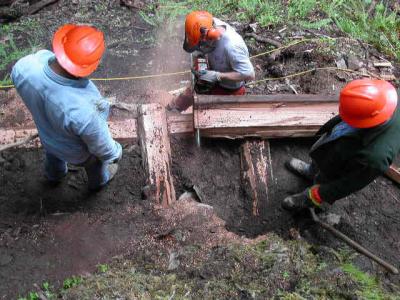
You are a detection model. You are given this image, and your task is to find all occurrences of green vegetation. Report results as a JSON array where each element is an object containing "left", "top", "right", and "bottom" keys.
[
  {"left": 63, "top": 275, "right": 83, "bottom": 290},
  {"left": 142, "top": 0, "right": 400, "bottom": 60},
  {"left": 17, "top": 292, "right": 39, "bottom": 300},
  {"left": 342, "top": 263, "right": 395, "bottom": 300},
  {"left": 97, "top": 263, "right": 109, "bottom": 273},
  {"left": 60, "top": 235, "right": 398, "bottom": 299},
  {"left": 0, "top": 19, "right": 42, "bottom": 85},
  {"left": 15, "top": 237, "right": 398, "bottom": 299}
]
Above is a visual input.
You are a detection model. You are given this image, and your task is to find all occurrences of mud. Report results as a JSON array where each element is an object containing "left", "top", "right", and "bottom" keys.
[{"left": 1, "top": 0, "right": 399, "bottom": 298}]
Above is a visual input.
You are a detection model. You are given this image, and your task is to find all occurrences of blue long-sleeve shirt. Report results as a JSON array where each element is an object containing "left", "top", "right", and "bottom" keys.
[{"left": 11, "top": 50, "right": 122, "bottom": 165}]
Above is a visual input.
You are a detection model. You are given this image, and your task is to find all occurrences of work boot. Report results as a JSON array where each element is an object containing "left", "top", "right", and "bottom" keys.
[
  {"left": 282, "top": 191, "right": 314, "bottom": 212},
  {"left": 107, "top": 163, "right": 119, "bottom": 182},
  {"left": 285, "top": 157, "right": 314, "bottom": 181}
]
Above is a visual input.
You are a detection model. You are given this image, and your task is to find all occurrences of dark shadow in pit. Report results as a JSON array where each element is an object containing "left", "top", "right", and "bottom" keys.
[{"left": 171, "top": 136, "right": 400, "bottom": 286}]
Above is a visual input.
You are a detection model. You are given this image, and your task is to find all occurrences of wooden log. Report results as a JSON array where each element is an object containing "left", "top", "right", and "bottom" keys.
[
  {"left": 167, "top": 112, "right": 193, "bottom": 135},
  {"left": 195, "top": 94, "right": 338, "bottom": 106},
  {"left": 195, "top": 103, "right": 337, "bottom": 129},
  {"left": 200, "top": 126, "right": 319, "bottom": 139},
  {"left": 137, "top": 103, "right": 176, "bottom": 207},
  {"left": 240, "top": 139, "right": 273, "bottom": 216},
  {"left": 0, "top": 119, "right": 137, "bottom": 147},
  {"left": 193, "top": 94, "right": 338, "bottom": 139}
]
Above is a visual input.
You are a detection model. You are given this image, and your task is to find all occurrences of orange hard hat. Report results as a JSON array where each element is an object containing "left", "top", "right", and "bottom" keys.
[
  {"left": 53, "top": 24, "right": 105, "bottom": 77},
  {"left": 183, "top": 11, "right": 221, "bottom": 52},
  {"left": 339, "top": 79, "right": 398, "bottom": 128},
  {"left": 185, "top": 11, "right": 213, "bottom": 48}
]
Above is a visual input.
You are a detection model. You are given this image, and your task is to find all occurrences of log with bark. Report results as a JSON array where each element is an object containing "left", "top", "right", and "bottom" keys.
[
  {"left": 240, "top": 139, "right": 273, "bottom": 216},
  {"left": 137, "top": 103, "right": 176, "bottom": 207}
]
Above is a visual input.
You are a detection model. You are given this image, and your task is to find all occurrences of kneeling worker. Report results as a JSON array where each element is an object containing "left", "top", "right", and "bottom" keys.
[
  {"left": 12, "top": 24, "right": 122, "bottom": 191},
  {"left": 282, "top": 79, "right": 400, "bottom": 211},
  {"left": 171, "top": 10, "right": 255, "bottom": 110}
]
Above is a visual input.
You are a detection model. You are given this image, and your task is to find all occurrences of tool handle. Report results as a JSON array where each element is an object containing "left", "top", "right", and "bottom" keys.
[{"left": 309, "top": 208, "right": 399, "bottom": 274}]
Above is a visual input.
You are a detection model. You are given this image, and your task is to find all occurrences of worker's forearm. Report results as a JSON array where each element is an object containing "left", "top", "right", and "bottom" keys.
[{"left": 219, "top": 71, "right": 255, "bottom": 82}]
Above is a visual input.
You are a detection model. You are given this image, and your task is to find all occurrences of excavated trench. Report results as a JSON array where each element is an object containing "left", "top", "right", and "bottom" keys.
[
  {"left": 1, "top": 134, "right": 400, "bottom": 298},
  {"left": 1, "top": 1, "right": 399, "bottom": 297}
]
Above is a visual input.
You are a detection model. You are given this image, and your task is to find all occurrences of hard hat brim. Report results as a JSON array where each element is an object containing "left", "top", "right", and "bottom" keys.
[{"left": 53, "top": 24, "right": 101, "bottom": 78}]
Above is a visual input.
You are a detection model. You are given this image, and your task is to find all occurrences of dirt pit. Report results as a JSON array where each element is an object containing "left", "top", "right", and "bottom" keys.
[
  {"left": 1, "top": 137, "right": 400, "bottom": 298},
  {"left": 1, "top": 0, "right": 400, "bottom": 297}
]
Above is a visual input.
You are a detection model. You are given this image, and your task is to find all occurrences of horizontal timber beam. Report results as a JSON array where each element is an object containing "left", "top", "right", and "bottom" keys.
[
  {"left": 0, "top": 94, "right": 341, "bottom": 146},
  {"left": 193, "top": 94, "right": 338, "bottom": 138}
]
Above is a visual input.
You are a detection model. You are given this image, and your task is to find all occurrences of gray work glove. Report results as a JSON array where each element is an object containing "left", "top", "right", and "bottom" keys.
[{"left": 193, "top": 69, "right": 221, "bottom": 83}]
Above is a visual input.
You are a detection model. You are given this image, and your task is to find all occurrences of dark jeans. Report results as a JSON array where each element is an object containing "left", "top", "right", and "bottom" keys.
[{"left": 45, "top": 152, "right": 110, "bottom": 190}]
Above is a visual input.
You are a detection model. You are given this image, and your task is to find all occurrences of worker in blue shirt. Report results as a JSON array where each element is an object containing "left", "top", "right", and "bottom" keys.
[{"left": 11, "top": 24, "right": 122, "bottom": 190}]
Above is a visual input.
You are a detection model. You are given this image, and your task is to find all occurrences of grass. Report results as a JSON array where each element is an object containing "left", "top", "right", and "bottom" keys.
[
  {"left": 342, "top": 263, "right": 395, "bottom": 300},
  {"left": 0, "top": 19, "right": 42, "bottom": 85},
  {"left": 141, "top": 0, "right": 400, "bottom": 60},
  {"left": 15, "top": 238, "right": 399, "bottom": 299}
]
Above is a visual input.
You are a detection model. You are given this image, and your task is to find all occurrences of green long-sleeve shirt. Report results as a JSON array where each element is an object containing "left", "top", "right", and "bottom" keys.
[{"left": 310, "top": 93, "right": 400, "bottom": 204}]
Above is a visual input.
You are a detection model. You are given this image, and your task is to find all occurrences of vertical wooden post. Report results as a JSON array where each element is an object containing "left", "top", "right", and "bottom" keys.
[
  {"left": 240, "top": 139, "right": 273, "bottom": 216},
  {"left": 138, "top": 103, "right": 176, "bottom": 207}
]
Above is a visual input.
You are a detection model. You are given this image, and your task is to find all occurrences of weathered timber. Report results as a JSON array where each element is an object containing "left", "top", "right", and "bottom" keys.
[
  {"left": 195, "top": 94, "right": 338, "bottom": 106},
  {"left": 200, "top": 126, "right": 318, "bottom": 139},
  {"left": 137, "top": 103, "right": 176, "bottom": 207},
  {"left": 0, "top": 133, "right": 38, "bottom": 152},
  {"left": 194, "top": 96, "right": 338, "bottom": 137},
  {"left": 167, "top": 112, "right": 193, "bottom": 135},
  {"left": 0, "top": 120, "right": 137, "bottom": 148},
  {"left": 240, "top": 139, "right": 273, "bottom": 216}
]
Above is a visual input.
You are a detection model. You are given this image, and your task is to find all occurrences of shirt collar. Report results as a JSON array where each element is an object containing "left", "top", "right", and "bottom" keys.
[{"left": 44, "top": 56, "right": 89, "bottom": 88}]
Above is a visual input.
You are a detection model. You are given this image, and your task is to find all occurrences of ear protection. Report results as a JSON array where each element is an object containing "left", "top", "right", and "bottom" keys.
[{"left": 200, "top": 26, "right": 222, "bottom": 42}]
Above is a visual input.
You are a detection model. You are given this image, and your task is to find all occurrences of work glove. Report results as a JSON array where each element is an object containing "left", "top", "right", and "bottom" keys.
[
  {"left": 192, "top": 69, "right": 221, "bottom": 83},
  {"left": 282, "top": 185, "right": 322, "bottom": 212}
]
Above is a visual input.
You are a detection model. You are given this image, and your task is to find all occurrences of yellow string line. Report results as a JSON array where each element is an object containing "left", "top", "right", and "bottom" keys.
[
  {"left": 0, "top": 38, "right": 374, "bottom": 89},
  {"left": 90, "top": 70, "right": 190, "bottom": 81},
  {"left": 0, "top": 39, "right": 309, "bottom": 89},
  {"left": 0, "top": 84, "right": 15, "bottom": 88},
  {"left": 249, "top": 39, "right": 311, "bottom": 59},
  {"left": 248, "top": 66, "right": 382, "bottom": 85}
]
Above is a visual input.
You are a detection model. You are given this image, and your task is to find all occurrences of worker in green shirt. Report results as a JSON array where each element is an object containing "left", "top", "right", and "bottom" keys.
[{"left": 282, "top": 79, "right": 400, "bottom": 211}]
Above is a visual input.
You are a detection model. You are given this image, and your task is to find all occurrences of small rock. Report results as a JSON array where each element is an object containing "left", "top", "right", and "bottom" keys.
[
  {"left": 168, "top": 251, "right": 180, "bottom": 271},
  {"left": 346, "top": 54, "right": 363, "bottom": 70},
  {"left": 322, "top": 213, "right": 341, "bottom": 226},
  {"left": 336, "top": 57, "right": 347, "bottom": 69},
  {"left": 249, "top": 23, "right": 258, "bottom": 33}
]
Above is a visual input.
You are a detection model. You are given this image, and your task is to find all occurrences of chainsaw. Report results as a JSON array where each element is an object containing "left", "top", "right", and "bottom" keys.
[{"left": 191, "top": 53, "right": 214, "bottom": 94}]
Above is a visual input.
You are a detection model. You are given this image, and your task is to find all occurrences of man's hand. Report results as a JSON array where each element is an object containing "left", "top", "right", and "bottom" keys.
[{"left": 193, "top": 69, "right": 221, "bottom": 83}]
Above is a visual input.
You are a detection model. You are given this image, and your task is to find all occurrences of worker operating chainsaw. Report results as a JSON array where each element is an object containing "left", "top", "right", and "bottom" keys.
[
  {"left": 11, "top": 24, "right": 122, "bottom": 191},
  {"left": 169, "top": 10, "right": 255, "bottom": 111},
  {"left": 282, "top": 79, "right": 400, "bottom": 212}
]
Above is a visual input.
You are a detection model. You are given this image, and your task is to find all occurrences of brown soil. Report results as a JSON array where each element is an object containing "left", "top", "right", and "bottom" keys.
[{"left": 0, "top": 1, "right": 399, "bottom": 298}]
